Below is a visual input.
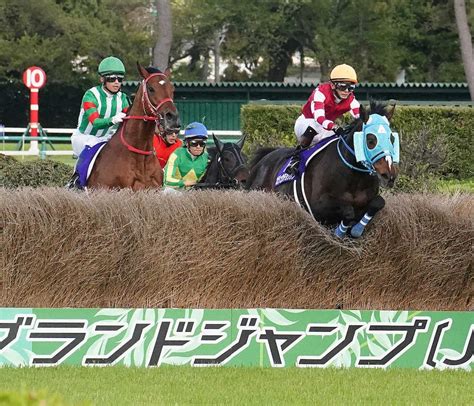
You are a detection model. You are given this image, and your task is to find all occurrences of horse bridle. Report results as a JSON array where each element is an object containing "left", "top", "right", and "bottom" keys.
[
  {"left": 119, "top": 73, "right": 176, "bottom": 156},
  {"left": 337, "top": 134, "right": 374, "bottom": 174},
  {"left": 214, "top": 145, "right": 247, "bottom": 186}
]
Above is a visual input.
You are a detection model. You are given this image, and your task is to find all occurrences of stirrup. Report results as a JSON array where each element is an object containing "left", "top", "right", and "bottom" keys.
[
  {"left": 65, "top": 173, "right": 81, "bottom": 190},
  {"left": 285, "top": 160, "right": 299, "bottom": 175}
]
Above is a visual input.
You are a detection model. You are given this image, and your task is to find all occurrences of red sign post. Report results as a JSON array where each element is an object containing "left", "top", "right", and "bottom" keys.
[{"left": 22, "top": 66, "right": 47, "bottom": 153}]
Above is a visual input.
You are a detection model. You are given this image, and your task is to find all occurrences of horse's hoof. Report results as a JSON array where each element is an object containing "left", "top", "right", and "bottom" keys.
[{"left": 350, "top": 224, "right": 365, "bottom": 238}]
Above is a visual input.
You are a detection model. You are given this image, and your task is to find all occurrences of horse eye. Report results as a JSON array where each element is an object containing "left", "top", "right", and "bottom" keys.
[
  {"left": 366, "top": 133, "right": 377, "bottom": 150},
  {"left": 147, "top": 86, "right": 154, "bottom": 93}
]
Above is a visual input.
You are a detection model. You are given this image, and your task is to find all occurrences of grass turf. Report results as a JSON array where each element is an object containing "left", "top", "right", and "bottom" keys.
[{"left": 0, "top": 366, "right": 472, "bottom": 405}]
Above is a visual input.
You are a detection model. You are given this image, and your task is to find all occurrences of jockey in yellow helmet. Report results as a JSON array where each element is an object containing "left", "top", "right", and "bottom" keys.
[{"left": 286, "top": 64, "right": 361, "bottom": 176}]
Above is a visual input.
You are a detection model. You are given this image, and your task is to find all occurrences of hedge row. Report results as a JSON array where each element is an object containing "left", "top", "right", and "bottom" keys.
[
  {"left": 0, "top": 154, "right": 71, "bottom": 187},
  {"left": 1, "top": 104, "right": 472, "bottom": 190},
  {"left": 241, "top": 104, "right": 474, "bottom": 181}
]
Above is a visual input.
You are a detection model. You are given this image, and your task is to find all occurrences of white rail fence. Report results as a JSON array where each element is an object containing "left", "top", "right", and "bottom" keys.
[{"left": 0, "top": 127, "right": 243, "bottom": 157}]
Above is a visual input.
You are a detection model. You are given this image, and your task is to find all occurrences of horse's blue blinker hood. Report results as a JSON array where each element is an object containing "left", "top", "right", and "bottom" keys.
[{"left": 353, "top": 114, "right": 399, "bottom": 168}]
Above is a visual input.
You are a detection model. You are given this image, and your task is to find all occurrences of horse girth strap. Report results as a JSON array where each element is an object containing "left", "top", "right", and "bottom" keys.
[{"left": 118, "top": 123, "right": 154, "bottom": 156}]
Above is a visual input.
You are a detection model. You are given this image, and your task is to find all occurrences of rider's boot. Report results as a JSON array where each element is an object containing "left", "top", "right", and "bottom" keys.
[
  {"left": 285, "top": 128, "right": 315, "bottom": 176},
  {"left": 65, "top": 148, "right": 88, "bottom": 189},
  {"left": 285, "top": 145, "right": 304, "bottom": 176},
  {"left": 65, "top": 168, "right": 80, "bottom": 190}
]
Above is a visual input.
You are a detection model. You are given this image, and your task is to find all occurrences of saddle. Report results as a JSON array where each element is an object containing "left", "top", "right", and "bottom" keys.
[
  {"left": 76, "top": 142, "right": 107, "bottom": 188},
  {"left": 274, "top": 135, "right": 338, "bottom": 187}
]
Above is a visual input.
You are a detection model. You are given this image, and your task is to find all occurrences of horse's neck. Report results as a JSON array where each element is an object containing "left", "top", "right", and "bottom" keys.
[
  {"left": 339, "top": 132, "right": 358, "bottom": 164},
  {"left": 202, "top": 152, "right": 220, "bottom": 183}
]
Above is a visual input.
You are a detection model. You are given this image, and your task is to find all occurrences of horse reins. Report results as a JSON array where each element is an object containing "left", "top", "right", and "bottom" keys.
[
  {"left": 337, "top": 134, "right": 374, "bottom": 174},
  {"left": 120, "top": 73, "right": 176, "bottom": 155}
]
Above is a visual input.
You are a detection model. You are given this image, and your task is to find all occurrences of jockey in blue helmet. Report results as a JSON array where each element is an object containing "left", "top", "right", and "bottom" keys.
[
  {"left": 163, "top": 122, "right": 209, "bottom": 189},
  {"left": 183, "top": 122, "right": 208, "bottom": 157}
]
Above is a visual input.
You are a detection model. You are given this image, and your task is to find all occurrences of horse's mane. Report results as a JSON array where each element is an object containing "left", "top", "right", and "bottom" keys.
[
  {"left": 249, "top": 147, "right": 278, "bottom": 169},
  {"left": 346, "top": 99, "right": 391, "bottom": 133},
  {"left": 368, "top": 99, "right": 390, "bottom": 117},
  {"left": 145, "top": 66, "right": 164, "bottom": 74}
]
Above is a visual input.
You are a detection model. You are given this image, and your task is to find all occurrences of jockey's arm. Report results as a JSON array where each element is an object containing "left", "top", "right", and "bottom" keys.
[
  {"left": 312, "top": 89, "right": 335, "bottom": 130},
  {"left": 349, "top": 98, "right": 361, "bottom": 119},
  {"left": 82, "top": 91, "right": 128, "bottom": 130},
  {"left": 163, "top": 153, "right": 185, "bottom": 188}
]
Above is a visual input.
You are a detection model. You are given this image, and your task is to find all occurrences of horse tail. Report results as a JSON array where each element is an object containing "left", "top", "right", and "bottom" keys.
[{"left": 249, "top": 147, "right": 278, "bottom": 170}]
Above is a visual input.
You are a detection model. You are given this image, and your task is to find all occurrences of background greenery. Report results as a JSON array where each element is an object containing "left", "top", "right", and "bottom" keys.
[
  {"left": 0, "top": 0, "right": 471, "bottom": 83},
  {"left": 241, "top": 104, "right": 474, "bottom": 191}
]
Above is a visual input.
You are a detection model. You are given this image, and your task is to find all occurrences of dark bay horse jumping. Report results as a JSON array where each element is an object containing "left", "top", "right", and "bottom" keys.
[
  {"left": 87, "top": 64, "right": 180, "bottom": 190},
  {"left": 195, "top": 134, "right": 249, "bottom": 189},
  {"left": 246, "top": 101, "right": 399, "bottom": 238}
]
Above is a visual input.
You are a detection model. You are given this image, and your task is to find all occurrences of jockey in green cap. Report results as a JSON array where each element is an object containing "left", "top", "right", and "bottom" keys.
[{"left": 67, "top": 56, "right": 130, "bottom": 188}]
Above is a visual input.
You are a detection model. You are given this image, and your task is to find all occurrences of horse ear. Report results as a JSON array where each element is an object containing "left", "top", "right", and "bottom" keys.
[
  {"left": 137, "top": 62, "right": 149, "bottom": 79},
  {"left": 164, "top": 67, "right": 172, "bottom": 78},
  {"left": 360, "top": 104, "right": 370, "bottom": 123},
  {"left": 213, "top": 133, "right": 224, "bottom": 152},
  {"left": 385, "top": 99, "right": 397, "bottom": 121},
  {"left": 236, "top": 133, "right": 247, "bottom": 150}
]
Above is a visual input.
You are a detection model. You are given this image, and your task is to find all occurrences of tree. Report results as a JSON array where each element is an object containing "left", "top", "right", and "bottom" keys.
[
  {"left": 394, "top": 0, "right": 466, "bottom": 82},
  {"left": 153, "top": 0, "right": 173, "bottom": 70},
  {"left": 454, "top": 0, "right": 474, "bottom": 100},
  {"left": 0, "top": 0, "right": 152, "bottom": 83},
  {"left": 222, "top": 1, "right": 317, "bottom": 82}
]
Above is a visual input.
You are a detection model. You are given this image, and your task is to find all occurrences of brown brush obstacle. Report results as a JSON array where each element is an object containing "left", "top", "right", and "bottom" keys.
[{"left": 1, "top": 188, "right": 472, "bottom": 310}]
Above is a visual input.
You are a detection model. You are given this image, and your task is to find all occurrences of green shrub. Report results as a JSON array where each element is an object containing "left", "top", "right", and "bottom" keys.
[
  {"left": 242, "top": 104, "right": 300, "bottom": 153},
  {"left": 392, "top": 106, "right": 473, "bottom": 179},
  {"left": 0, "top": 155, "right": 71, "bottom": 187},
  {"left": 242, "top": 104, "right": 474, "bottom": 180}
]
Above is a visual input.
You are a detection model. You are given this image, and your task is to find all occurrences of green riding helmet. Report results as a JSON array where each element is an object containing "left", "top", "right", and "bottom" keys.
[{"left": 98, "top": 56, "right": 126, "bottom": 76}]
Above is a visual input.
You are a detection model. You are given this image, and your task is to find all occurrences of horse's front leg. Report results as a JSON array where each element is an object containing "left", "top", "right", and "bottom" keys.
[
  {"left": 350, "top": 195, "right": 385, "bottom": 238},
  {"left": 334, "top": 204, "right": 356, "bottom": 239}
]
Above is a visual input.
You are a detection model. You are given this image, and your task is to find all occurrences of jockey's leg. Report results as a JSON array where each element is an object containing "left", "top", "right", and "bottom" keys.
[
  {"left": 350, "top": 196, "right": 385, "bottom": 238},
  {"left": 65, "top": 169, "right": 81, "bottom": 189},
  {"left": 66, "top": 133, "right": 96, "bottom": 189},
  {"left": 285, "top": 126, "right": 316, "bottom": 176},
  {"left": 66, "top": 149, "right": 88, "bottom": 189}
]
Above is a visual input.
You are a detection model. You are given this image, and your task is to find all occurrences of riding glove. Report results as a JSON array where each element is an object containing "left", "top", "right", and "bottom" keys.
[
  {"left": 333, "top": 126, "right": 345, "bottom": 136},
  {"left": 111, "top": 112, "right": 127, "bottom": 125}
]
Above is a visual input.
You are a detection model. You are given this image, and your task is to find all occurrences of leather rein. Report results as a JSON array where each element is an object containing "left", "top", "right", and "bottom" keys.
[{"left": 119, "top": 73, "right": 175, "bottom": 156}]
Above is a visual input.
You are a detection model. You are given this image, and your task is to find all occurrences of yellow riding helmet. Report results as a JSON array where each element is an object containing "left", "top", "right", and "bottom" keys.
[{"left": 330, "top": 64, "right": 358, "bottom": 84}]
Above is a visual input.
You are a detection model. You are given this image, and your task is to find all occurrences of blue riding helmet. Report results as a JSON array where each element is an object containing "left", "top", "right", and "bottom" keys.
[
  {"left": 353, "top": 114, "right": 400, "bottom": 168},
  {"left": 184, "top": 122, "right": 208, "bottom": 139}
]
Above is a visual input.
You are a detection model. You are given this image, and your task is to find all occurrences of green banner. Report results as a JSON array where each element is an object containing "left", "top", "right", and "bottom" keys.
[{"left": 0, "top": 308, "right": 472, "bottom": 370}]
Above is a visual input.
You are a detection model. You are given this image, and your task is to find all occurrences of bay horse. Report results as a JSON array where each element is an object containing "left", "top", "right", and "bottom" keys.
[
  {"left": 194, "top": 134, "right": 249, "bottom": 189},
  {"left": 245, "top": 101, "right": 399, "bottom": 238},
  {"left": 87, "top": 63, "right": 180, "bottom": 190}
]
